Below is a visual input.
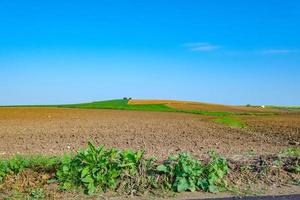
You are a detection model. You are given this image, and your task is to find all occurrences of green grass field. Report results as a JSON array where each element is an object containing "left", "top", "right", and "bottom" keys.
[
  {"left": 59, "top": 99, "right": 232, "bottom": 116},
  {"left": 213, "top": 117, "right": 246, "bottom": 128},
  {"left": 58, "top": 99, "right": 251, "bottom": 128},
  {"left": 59, "top": 99, "right": 176, "bottom": 112},
  {"left": 266, "top": 105, "right": 300, "bottom": 110}
]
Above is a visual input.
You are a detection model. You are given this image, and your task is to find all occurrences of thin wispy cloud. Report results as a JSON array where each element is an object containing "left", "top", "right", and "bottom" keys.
[
  {"left": 185, "top": 42, "right": 221, "bottom": 51},
  {"left": 259, "top": 49, "right": 298, "bottom": 55},
  {"left": 184, "top": 43, "right": 297, "bottom": 56}
]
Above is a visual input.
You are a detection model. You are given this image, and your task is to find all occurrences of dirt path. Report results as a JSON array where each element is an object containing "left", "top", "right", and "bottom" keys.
[{"left": 0, "top": 107, "right": 299, "bottom": 158}]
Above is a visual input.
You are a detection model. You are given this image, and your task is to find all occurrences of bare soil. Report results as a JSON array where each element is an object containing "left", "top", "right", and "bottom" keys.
[{"left": 0, "top": 107, "right": 299, "bottom": 158}]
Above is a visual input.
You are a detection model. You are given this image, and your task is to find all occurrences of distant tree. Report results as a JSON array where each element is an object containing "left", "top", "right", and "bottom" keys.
[{"left": 246, "top": 104, "right": 251, "bottom": 107}]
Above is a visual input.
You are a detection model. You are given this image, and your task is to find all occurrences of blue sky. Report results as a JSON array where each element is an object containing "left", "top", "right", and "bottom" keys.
[{"left": 0, "top": 0, "right": 299, "bottom": 105}]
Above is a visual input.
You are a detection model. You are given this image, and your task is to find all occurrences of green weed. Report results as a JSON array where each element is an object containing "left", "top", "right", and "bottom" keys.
[
  {"left": 29, "top": 188, "right": 45, "bottom": 200},
  {"left": 294, "top": 179, "right": 300, "bottom": 186},
  {"left": 8, "top": 155, "right": 30, "bottom": 173},
  {"left": 56, "top": 142, "right": 153, "bottom": 194},
  {"left": 1, "top": 144, "right": 230, "bottom": 195},
  {"left": 280, "top": 147, "right": 300, "bottom": 157},
  {"left": 2, "top": 144, "right": 300, "bottom": 197},
  {"left": 0, "top": 155, "right": 60, "bottom": 183},
  {"left": 156, "top": 151, "right": 229, "bottom": 193},
  {"left": 156, "top": 153, "right": 204, "bottom": 192},
  {"left": 0, "top": 159, "right": 9, "bottom": 182}
]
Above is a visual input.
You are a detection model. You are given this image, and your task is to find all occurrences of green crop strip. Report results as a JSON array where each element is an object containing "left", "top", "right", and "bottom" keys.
[
  {"left": 266, "top": 105, "right": 300, "bottom": 111},
  {"left": 59, "top": 99, "right": 177, "bottom": 112},
  {"left": 213, "top": 117, "right": 246, "bottom": 128}
]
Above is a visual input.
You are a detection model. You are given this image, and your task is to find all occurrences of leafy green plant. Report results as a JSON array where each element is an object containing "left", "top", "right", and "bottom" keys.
[
  {"left": 294, "top": 179, "right": 300, "bottom": 186},
  {"left": 293, "top": 165, "right": 300, "bottom": 173},
  {"left": 0, "top": 155, "right": 60, "bottom": 183},
  {"left": 29, "top": 156, "right": 60, "bottom": 170},
  {"left": 1, "top": 143, "right": 230, "bottom": 196},
  {"left": 157, "top": 153, "right": 204, "bottom": 192},
  {"left": 8, "top": 155, "right": 30, "bottom": 173},
  {"left": 156, "top": 151, "right": 229, "bottom": 193},
  {"left": 56, "top": 142, "right": 149, "bottom": 194},
  {"left": 0, "top": 159, "right": 9, "bottom": 182},
  {"left": 29, "top": 188, "right": 45, "bottom": 200},
  {"left": 199, "top": 151, "right": 229, "bottom": 193}
]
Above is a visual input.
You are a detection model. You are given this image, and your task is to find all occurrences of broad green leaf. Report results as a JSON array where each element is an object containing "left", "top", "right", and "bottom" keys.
[
  {"left": 81, "top": 166, "right": 90, "bottom": 178},
  {"left": 176, "top": 177, "right": 189, "bottom": 192},
  {"left": 87, "top": 183, "right": 96, "bottom": 194},
  {"left": 197, "top": 179, "right": 209, "bottom": 191},
  {"left": 62, "top": 166, "right": 69, "bottom": 173},
  {"left": 81, "top": 175, "right": 94, "bottom": 183},
  {"left": 62, "top": 182, "right": 72, "bottom": 190},
  {"left": 208, "top": 185, "right": 219, "bottom": 193},
  {"left": 157, "top": 164, "right": 168, "bottom": 173},
  {"left": 168, "top": 155, "right": 178, "bottom": 161},
  {"left": 188, "top": 179, "right": 196, "bottom": 192}
]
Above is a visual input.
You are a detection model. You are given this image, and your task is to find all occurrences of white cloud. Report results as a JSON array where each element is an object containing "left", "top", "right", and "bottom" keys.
[
  {"left": 260, "top": 49, "right": 298, "bottom": 55},
  {"left": 185, "top": 42, "right": 221, "bottom": 51}
]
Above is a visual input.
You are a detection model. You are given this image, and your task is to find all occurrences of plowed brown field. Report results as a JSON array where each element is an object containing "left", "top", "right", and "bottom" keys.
[{"left": 0, "top": 107, "right": 299, "bottom": 158}]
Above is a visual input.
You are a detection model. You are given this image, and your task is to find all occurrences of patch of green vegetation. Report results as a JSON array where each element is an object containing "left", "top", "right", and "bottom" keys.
[
  {"left": 277, "top": 148, "right": 300, "bottom": 174},
  {"left": 280, "top": 147, "right": 300, "bottom": 157},
  {"left": 266, "top": 105, "right": 300, "bottom": 110},
  {"left": 56, "top": 142, "right": 155, "bottom": 194},
  {"left": 59, "top": 99, "right": 177, "bottom": 112},
  {"left": 56, "top": 143, "right": 230, "bottom": 195},
  {"left": 1, "top": 143, "right": 300, "bottom": 197},
  {"left": 156, "top": 151, "right": 229, "bottom": 193},
  {"left": 0, "top": 155, "right": 60, "bottom": 182},
  {"left": 29, "top": 188, "right": 45, "bottom": 200},
  {"left": 0, "top": 142, "right": 230, "bottom": 196},
  {"left": 2, "top": 189, "right": 45, "bottom": 200},
  {"left": 294, "top": 179, "right": 300, "bottom": 186},
  {"left": 213, "top": 117, "right": 246, "bottom": 128}
]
